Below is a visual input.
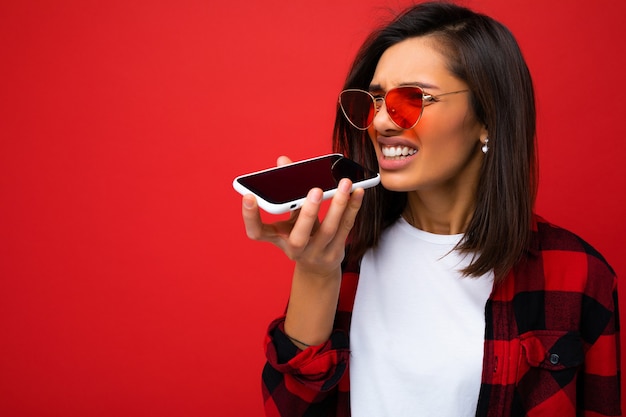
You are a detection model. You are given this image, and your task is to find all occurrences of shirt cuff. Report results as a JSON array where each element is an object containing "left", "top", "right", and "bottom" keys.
[{"left": 264, "top": 317, "right": 350, "bottom": 390}]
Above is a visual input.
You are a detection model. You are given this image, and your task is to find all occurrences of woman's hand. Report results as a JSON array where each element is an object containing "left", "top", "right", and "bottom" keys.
[
  {"left": 241, "top": 155, "right": 365, "bottom": 277},
  {"left": 242, "top": 156, "right": 365, "bottom": 347}
]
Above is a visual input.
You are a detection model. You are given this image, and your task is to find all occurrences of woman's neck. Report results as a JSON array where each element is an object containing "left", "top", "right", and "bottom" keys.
[{"left": 402, "top": 187, "right": 476, "bottom": 235}]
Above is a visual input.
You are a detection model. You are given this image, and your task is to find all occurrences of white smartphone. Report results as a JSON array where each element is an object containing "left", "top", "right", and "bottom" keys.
[{"left": 232, "top": 153, "right": 380, "bottom": 214}]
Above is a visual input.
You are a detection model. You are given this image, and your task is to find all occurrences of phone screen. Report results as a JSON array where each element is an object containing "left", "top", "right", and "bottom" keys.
[{"left": 236, "top": 155, "right": 377, "bottom": 204}]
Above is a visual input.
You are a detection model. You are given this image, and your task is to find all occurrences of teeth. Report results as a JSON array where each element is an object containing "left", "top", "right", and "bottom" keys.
[{"left": 381, "top": 145, "right": 417, "bottom": 158}]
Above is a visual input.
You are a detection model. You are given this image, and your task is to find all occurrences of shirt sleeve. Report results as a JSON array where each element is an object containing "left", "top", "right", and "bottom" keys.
[
  {"left": 260, "top": 263, "right": 359, "bottom": 417},
  {"left": 261, "top": 317, "right": 350, "bottom": 417}
]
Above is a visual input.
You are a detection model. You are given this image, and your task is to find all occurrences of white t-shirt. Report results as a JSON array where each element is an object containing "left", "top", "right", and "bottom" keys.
[{"left": 350, "top": 217, "right": 494, "bottom": 416}]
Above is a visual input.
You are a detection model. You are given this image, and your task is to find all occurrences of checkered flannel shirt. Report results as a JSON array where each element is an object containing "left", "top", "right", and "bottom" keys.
[{"left": 262, "top": 215, "right": 621, "bottom": 416}]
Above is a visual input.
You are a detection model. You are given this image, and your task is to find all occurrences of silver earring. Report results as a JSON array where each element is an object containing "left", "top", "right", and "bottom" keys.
[{"left": 481, "top": 138, "right": 489, "bottom": 154}]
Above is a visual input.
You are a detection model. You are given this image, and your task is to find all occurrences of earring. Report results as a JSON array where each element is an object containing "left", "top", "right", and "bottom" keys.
[{"left": 481, "top": 138, "right": 489, "bottom": 154}]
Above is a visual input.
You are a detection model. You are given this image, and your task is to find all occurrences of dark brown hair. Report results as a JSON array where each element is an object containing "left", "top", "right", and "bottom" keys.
[{"left": 333, "top": 1, "right": 537, "bottom": 282}]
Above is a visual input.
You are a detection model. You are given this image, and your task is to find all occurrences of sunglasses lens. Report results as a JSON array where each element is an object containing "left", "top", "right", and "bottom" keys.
[
  {"left": 339, "top": 90, "right": 375, "bottom": 129},
  {"left": 386, "top": 86, "right": 424, "bottom": 129}
]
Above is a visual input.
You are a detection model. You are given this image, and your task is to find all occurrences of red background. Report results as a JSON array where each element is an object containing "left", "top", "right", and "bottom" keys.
[{"left": 1, "top": 0, "right": 625, "bottom": 415}]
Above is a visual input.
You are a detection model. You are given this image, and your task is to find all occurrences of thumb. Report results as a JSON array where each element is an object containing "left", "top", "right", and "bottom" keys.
[{"left": 276, "top": 155, "right": 293, "bottom": 167}]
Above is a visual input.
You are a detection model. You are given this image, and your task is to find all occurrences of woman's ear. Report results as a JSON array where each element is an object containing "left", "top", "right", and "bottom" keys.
[
  {"left": 479, "top": 128, "right": 490, "bottom": 154},
  {"left": 479, "top": 127, "right": 489, "bottom": 146}
]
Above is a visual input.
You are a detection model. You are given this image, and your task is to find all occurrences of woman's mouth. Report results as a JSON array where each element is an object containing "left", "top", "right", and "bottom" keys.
[{"left": 381, "top": 145, "right": 417, "bottom": 159}]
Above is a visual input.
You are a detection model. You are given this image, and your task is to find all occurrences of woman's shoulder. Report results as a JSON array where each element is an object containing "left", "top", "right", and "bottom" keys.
[{"left": 531, "top": 213, "right": 616, "bottom": 277}]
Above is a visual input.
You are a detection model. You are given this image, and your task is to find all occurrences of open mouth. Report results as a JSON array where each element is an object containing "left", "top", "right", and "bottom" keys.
[{"left": 381, "top": 145, "right": 417, "bottom": 159}]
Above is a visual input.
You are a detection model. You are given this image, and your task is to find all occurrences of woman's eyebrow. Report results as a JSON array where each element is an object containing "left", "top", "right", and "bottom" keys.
[{"left": 368, "top": 81, "right": 438, "bottom": 91}]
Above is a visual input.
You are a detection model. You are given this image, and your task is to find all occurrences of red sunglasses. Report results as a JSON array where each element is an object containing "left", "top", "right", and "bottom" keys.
[{"left": 338, "top": 85, "right": 469, "bottom": 130}]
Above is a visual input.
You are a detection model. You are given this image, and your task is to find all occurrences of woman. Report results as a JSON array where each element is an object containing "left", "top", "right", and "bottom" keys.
[{"left": 240, "top": 2, "right": 620, "bottom": 416}]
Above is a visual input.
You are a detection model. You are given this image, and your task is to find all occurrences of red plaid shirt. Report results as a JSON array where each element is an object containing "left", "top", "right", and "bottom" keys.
[{"left": 262, "top": 215, "right": 621, "bottom": 416}]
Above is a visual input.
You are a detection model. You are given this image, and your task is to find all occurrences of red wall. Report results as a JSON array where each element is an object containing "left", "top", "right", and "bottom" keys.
[{"left": 1, "top": 0, "right": 625, "bottom": 415}]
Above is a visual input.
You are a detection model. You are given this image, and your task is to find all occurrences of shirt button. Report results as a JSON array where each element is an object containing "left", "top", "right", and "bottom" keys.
[{"left": 549, "top": 353, "right": 560, "bottom": 365}]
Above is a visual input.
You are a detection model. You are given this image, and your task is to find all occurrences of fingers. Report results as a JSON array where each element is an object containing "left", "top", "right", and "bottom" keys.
[
  {"left": 277, "top": 155, "right": 292, "bottom": 167},
  {"left": 241, "top": 188, "right": 322, "bottom": 247},
  {"left": 241, "top": 194, "right": 266, "bottom": 240},
  {"left": 333, "top": 187, "right": 364, "bottom": 247},
  {"left": 241, "top": 175, "right": 364, "bottom": 267},
  {"left": 287, "top": 188, "right": 323, "bottom": 250},
  {"left": 316, "top": 179, "right": 364, "bottom": 248}
]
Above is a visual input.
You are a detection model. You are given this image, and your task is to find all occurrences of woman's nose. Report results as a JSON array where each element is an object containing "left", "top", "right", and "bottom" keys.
[{"left": 372, "top": 100, "right": 401, "bottom": 132}]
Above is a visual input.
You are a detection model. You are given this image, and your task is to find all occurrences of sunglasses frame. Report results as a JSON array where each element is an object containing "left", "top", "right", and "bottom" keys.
[{"left": 339, "top": 85, "right": 469, "bottom": 131}]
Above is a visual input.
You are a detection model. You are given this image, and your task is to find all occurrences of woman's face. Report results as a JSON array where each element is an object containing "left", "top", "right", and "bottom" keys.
[{"left": 368, "top": 36, "right": 487, "bottom": 194}]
